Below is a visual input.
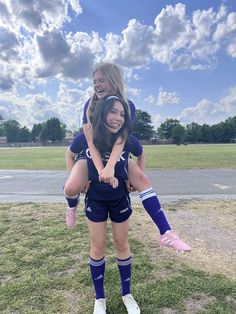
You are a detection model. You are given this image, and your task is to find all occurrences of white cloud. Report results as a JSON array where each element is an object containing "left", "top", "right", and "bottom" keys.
[
  {"left": 0, "top": 81, "right": 95, "bottom": 130},
  {"left": 104, "top": 19, "right": 153, "bottom": 67},
  {"left": 0, "top": 1, "right": 236, "bottom": 130},
  {"left": 144, "top": 95, "right": 156, "bottom": 105},
  {"left": 35, "top": 29, "right": 97, "bottom": 80},
  {"left": 151, "top": 3, "right": 226, "bottom": 70},
  {"left": 144, "top": 88, "right": 180, "bottom": 106},
  {"left": 178, "top": 86, "right": 236, "bottom": 125},
  {"left": 126, "top": 86, "right": 141, "bottom": 98},
  {"left": 68, "top": 0, "right": 82, "bottom": 15},
  {"left": 0, "top": 1, "right": 235, "bottom": 95},
  {"left": 157, "top": 88, "right": 180, "bottom": 106},
  {"left": 1, "top": 0, "right": 81, "bottom": 33},
  {"left": 0, "top": 27, "right": 20, "bottom": 62},
  {"left": 56, "top": 83, "right": 93, "bottom": 130},
  {"left": 226, "top": 39, "right": 236, "bottom": 58},
  {"left": 152, "top": 114, "right": 163, "bottom": 129},
  {"left": 213, "top": 11, "right": 236, "bottom": 40}
]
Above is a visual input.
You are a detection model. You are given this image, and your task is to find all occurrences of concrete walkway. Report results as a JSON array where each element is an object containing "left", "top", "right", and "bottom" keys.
[{"left": 0, "top": 169, "right": 236, "bottom": 203}]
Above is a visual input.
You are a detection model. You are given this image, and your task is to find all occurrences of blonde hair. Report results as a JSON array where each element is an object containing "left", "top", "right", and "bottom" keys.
[{"left": 87, "top": 62, "right": 127, "bottom": 123}]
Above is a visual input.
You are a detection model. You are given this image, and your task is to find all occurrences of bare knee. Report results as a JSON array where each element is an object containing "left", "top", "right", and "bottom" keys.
[
  {"left": 90, "top": 241, "right": 106, "bottom": 259},
  {"left": 64, "top": 182, "right": 80, "bottom": 196},
  {"left": 113, "top": 239, "right": 129, "bottom": 254}
]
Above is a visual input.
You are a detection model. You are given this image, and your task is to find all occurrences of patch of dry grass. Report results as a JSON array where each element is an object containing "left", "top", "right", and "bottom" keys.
[{"left": 131, "top": 199, "right": 236, "bottom": 280}]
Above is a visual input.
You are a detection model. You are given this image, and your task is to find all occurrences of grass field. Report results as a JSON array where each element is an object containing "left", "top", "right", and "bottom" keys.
[
  {"left": 1, "top": 144, "right": 236, "bottom": 313},
  {"left": 0, "top": 143, "right": 236, "bottom": 170},
  {"left": 0, "top": 201, "right": 235, "bottom": 313}
]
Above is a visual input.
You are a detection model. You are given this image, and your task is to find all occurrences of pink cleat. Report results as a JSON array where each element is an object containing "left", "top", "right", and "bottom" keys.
[
  {"left": 66, "top": 206, "right": 77, "bottom": 228},
  {"left": 160, "top": 230, "right": 191, "bottom": 252}
]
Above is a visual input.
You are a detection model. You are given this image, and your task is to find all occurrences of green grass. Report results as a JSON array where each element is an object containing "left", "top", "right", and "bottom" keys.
[
  {"left": 0, "top": 203, "right": 235, "bottom": 313},
  {"left": 143, "top": 144, "right": 236, "bottom": 169},
  {"left": 0, "top": 147, "right": 67, "bottom": 170},
  {"left": 1, "top": 144, "right": 236, "bottom": 170}
]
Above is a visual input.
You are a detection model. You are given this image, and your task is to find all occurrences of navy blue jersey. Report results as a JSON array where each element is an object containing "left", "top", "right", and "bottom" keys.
[
  {"left": 82, "top": 98, "right": 136, "bottom": 125},
  {"left": 70, "top": 133, "right": 143, "bottom": 200}
]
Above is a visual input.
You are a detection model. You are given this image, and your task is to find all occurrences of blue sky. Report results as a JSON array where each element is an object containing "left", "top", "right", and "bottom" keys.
[{"left": 0, "top": 0, "right": 236, "bottom": 131}]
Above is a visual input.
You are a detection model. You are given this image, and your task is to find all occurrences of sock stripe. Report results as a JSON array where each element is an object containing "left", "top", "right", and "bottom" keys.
[
  {"left": 90, "top": 257, "right": 105, "bottom": 267},
  {"left": 116, "top": 257, "right": 132, "bottom": 266},
  {"left": 140, "top": 188, "right": 156, "bottom": 200},
  {"left": 64, "top": 193, "right": 80, "bottom": 199}
]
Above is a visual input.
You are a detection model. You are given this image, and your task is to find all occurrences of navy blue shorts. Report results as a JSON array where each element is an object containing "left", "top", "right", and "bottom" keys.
[
  {"left": 85, "top": 196, "right": 132, "bottom": 223},
  {"left": 75, "top": 151, "right": 86, "bottom": 162}
]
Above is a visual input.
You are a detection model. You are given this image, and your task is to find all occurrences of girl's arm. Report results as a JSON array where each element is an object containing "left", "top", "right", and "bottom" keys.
[
  {"left": 99, "top": 137, "right": 125, "bottom": 181},
  {"left": 65, "top": 147, "right": 77, "bottom": 172},
  {"left": 83, "top": 123, "right": 104, "bottom": 174}
]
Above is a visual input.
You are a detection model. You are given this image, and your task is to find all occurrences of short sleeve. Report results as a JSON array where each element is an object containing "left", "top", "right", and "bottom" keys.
[
  {"left": 128, "top": 100, "right": 136, "bottom": 124},
  {"left": 82, "top": 99, "right": 91, "bottom": 125},
  {"left": 69, "top": 133, "right": 86, "bottom": 154},
  {"left": 127, "top": 135, "right": 143, "bottom": 157}
]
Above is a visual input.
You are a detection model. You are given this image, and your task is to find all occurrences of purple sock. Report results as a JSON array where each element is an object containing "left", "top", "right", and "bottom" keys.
[
  {"left": 140, "top": 188, "right": 171, "bottom": 235},
  {"left": 117, "top": 256, "right": 132, "bottom": 296},
  {"left": 90, "top": 256, "right": 105, "bottom": 299},
  {"left": 64, "top": 192, "right": 80, "bottom": 208}
]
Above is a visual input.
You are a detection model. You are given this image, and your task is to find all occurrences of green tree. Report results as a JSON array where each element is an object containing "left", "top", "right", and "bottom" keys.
[
  {"left": 211, "top": 124, "right": 225, "bottom": 143},
  {"left": 31, "top": 123, "right": 43, "bottom": 141},
  {"left": 40, "top": 117, "right": 65, "bottom": 142},
  {"left": 16, "top": 126, "right": 31, "bottom": 142},
  {"left": 132, "top": 109, "right": 154, "bottom": 140},
  {"left": 185, "top": 122, "right": 202, "bottom": 143},
  {"left": 201, "top": 124, "right": 213, "bottom": 143},
  {"left": 157, "top": 118, "right": 180, "bottom": 139},
  {"left": 0, "top": 119, "right": 6, "bottom": 136},
  {"left": 171, "top": 124, "right": 186, "bottom": 144},
  {"left": 222, "top": 117, "right": 236, "bottom": 142},
  {"left": 4, "top": 120, "right": 21, "bottom": 142}
]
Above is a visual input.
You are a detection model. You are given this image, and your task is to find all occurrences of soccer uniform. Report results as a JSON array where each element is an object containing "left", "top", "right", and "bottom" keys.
[{"left": 69, "top": 133, "right": 143, "bottom": 223}]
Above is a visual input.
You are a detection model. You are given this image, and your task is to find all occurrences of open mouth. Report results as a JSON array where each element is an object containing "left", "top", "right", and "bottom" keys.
[{"left": 96, "top": 90, "right": 105, "bottom": 97}]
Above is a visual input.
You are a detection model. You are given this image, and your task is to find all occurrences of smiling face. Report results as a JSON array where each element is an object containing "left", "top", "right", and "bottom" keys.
[
  {"left": 93, "top": 70, "right": 115, "bottom": 99},
  {"left": 105, "top": 101, "right": 125, "bottom": 133}
]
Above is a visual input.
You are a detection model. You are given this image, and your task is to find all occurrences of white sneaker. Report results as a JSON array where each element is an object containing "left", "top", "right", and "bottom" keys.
[
  {"left": 122, "top": 294, "right": 140, "bottom": 314},
  {"left": 93, "top": 298, "right": 106, "bottom": 314}
]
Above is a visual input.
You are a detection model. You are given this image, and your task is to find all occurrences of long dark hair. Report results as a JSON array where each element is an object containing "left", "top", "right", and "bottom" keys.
[{"left": 91, "top": 95, "right": 132, "bottom": 153}]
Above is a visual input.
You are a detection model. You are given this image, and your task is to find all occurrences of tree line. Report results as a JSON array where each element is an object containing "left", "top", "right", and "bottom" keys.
[
  {"left": 0, "top": 116, "right": 66, "bottom": 143},
  {"left": 131, "top": 110, "right": 236, "bottom": 144},
  {"left": 0, "top": 111, "right": 236, "bottom": 144}
]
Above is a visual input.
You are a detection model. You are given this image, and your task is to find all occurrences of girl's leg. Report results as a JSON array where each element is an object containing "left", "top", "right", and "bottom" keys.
[
  {"left": 112, "top": 220, "right": 140, "bottom": 314},
  {"left": 112, "top": 220, "right": 131, "bottom": 295},
  {"left": 87, "top": 220, "right": 107, "bottom": 308},
  {"left": 64, "top": 159, "right": 88, "bottom": 228},
  {"left": 128, "top": 159, "right": 171, "bottom": 235},
  {"left": 128, "top": 160, "right": 191, "bottom": 252}
]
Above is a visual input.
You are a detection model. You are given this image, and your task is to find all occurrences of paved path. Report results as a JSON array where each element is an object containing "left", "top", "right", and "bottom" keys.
[{"left": 0, "top": 169, "right": 236, "bottom": 203}]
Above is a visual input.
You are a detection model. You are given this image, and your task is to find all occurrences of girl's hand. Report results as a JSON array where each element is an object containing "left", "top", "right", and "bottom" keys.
[
  {"left": 99, "top": 165, "right": 115, "bottom": 182},
  {"left": 126, "top": 180, "right": 136, "bottom": 192},
  {"left": 109, "top": 177, "right": 119, "bottom": 189},
  {"left": 81, "top": 181, "right": 91, "bottom": 193}
]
